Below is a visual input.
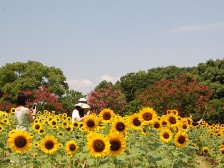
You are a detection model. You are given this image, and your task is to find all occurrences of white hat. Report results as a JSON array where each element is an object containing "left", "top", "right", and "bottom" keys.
[{"left": 75, "top": 98, "right": 90, "bottom": 109}]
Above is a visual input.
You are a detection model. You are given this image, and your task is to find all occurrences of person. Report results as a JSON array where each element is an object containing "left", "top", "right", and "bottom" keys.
[
  {"left": 72, "top": 98, "right": 91, "bottom": 122},
  {"left": 14, "top": 93, "right": 36, "bottom": 131}
]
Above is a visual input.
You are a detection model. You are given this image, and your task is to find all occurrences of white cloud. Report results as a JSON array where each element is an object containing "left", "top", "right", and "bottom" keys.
[
  {"left": 67, "top": 79, "right": 95, "bottom": 94},
  {"left": 100, "top": 75, "right": 120, "bottom": 84},
  {"left": 169, "top": 23, "right": 224, "bottom": 33},
  {"left": 67, "top": 75, "right": 120, "bottom": 94}
]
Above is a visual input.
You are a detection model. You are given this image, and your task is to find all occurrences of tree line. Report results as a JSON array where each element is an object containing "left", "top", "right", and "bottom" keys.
[{"left": 0, "top": 59, "right": 223, "bottom": 124}]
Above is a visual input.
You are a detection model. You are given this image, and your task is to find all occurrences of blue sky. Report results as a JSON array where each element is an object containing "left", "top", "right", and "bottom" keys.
[{"left": 0, "top": 0, "right": 224, "bottom": 94}]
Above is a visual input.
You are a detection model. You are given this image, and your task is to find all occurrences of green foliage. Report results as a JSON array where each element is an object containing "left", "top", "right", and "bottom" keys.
[
  {"left": 206, "top": 98, "right": 224, "bottom": 124},
  {"left": 122, "top": 99, "right": 143, "bottom": 116},
  {"left": 0, "top": 61, "right": 69, "bottom": 111},
  {"left": 95, "top": 80, "right": 113, "bottom": 91},
  {"left": 117, "top": 71, "right": 148, "bottom": 102},
  {"left": 60, "top": 90, "right": 84, "bottom": 116},
  {"left": 196, "top": 59, "right": 224, "bottom": 99}
]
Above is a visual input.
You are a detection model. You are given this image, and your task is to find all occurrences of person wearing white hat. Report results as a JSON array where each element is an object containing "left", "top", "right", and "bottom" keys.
[{"left": 72, "top": 98, "right": 91, "bottom": 122}]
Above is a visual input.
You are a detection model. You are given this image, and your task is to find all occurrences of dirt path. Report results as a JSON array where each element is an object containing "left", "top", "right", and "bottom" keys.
[{"left": 195, "top": 155, "right": 210, "bottom": 168}]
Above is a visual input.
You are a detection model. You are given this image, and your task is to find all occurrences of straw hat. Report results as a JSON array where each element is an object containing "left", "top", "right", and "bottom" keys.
[{"left": 75, "top": 98, "right": 90, "bottom": 109}]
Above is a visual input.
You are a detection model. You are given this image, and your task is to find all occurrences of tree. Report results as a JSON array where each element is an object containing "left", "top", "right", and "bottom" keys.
[
  {"left": 117, "top": 66, "right": 190, "bottom": 103},
  {"left": 137, "top": 74, "right": 214, "bottom": 121},
  {"left": 0, "top": 61, "right": 69, "bottom": 111},
  {"left": 196, "top": 59, "right": 224, "bottom": 99},
  {"left": 195, "top": 59, "right": 224, "bottom": 123},
  {"left": 94, "top": 80, "right": 113, "bottom": 91},
  {"left": 60, "top": 90, "right": 84, "bottom": 116},
  {"left": 117, "top": 71, "right": 148, "bottom": 102}
]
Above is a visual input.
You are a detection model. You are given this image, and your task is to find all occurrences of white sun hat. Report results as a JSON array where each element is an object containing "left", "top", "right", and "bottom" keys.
[{"left": 75, "top": 98, "right": 90, "bottom": 109}]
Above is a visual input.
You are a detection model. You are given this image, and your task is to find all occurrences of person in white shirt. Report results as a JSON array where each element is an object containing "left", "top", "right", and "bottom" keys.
[
  {"left": 15, "top": 93, "right": 36, "bottom": 131},
  {"left": 72, "top": 98, "right": 91, "bottom": 122}
]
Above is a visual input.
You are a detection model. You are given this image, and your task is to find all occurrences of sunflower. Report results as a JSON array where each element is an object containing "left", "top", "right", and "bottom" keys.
[
  {"left": 62, "top": 113, "right": 67, "bottom": 117},
  {"left": 38, "top": 128, "right": 45, "bottom": 135},
  {"left": 139, "top": 107, "right": 157, "bottom": 125},
  {"left": 99, "top": 108, "right": 115, "bottom": 123},
  {"left": 33, "top": 118, "right": 41, "bottom": 124},
  {"left": 65, "top": 125, "right": 73, "bottom": 132},
  {"left": 174, "top": 131, "right": 189, "bottom": 148},
  {"left": 61, "top": 121, "right": 68, "bottom": 128},
  {"left": 107, "top": 133, "right": 126, "bottom": 156},
  {"left": 1, "top": 118, "right": 10, "bottom": 125},
  {"left": 128, "top": 113, "right": 142, "bottom": 130},
  {"left": 186, "top": 117, "right": 193, "bottom": 126},
  {"left": 160, "top": 115, "right": 170, "bottom": 128},
  {"left": 72, "top": 121, "right": 79, "bottom": 129},
  {"left": 110, "top": 117, "right": 127, "bottom": 135},
  {"left": 87, "top": 132, "right": 110, "bottom": 157},
  {"left": 166, "top": 113, "right": 179, "bottom": 128},
  {"left": 32, "top": 123, "right": 42, "bottom": 132},
  {"left": 49, "top": 119, "right": 58, "bottom": 129},
  {"left": 40, "top": 135, "right": 59, "bottom": 154},
  {"left": 82, "top": 114, "right": 99, "bottom": 132},
  {"left": 34, "top": 142, "right": 40, "bottom": 148},
  {"left": 65, "top": 140, "right": 79, "bottom": 155},
  {"left": 57, "top": 131, "right": 64, "bottom": 137},
  {"left": 202, "top": 146, "right": 209, "bottom": 155},
  {"left": 160, "top": 128, "right": 173, "bottom": 143},
  {"left": 180, "top": 122, "right": 190, "bottom": 132},
  {"left": 152, "top": 119, "right": 162, "bottom": 129},
  {"left": 10, "top": 108, "right": 16, "bottom": 114},
  {"left": 7, "top": 130, "right": 33, "bottom": 153},
  {"left": 66, "top": 116, "right": 72, "bottom": 121}
]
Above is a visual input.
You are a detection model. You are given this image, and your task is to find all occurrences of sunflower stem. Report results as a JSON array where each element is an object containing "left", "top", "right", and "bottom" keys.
[{"left": 95, "top": 157, "right": 100, "bottom": 167}]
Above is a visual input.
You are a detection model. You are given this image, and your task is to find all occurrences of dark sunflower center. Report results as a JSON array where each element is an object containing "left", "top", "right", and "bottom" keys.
[
  {"left": 163, "top": 132, "right": 170, "bottom": 139},
  {"left": 14, "top": 136, "right": 27, "bottom": 148},
  {"left": 154, "top": 122, "right": 160, "bottom": 128},
  {"left": 35, "top": 125, "right": 40, "bottom": 129},
  {"left": 45, "top": 140, "right": 54, "bottom": 150},
  {"left": 69, "top": 144, "right": 76, "bottom": 151},
  {"left": 110, "top": 139, "right": 121, "bottom": 151},
  {"left": 168, "top": 116, "right": 176, "bottom": 124},
  {"left": 52, "top": 121, "right": 57, "bottom": 125},
  {"left": 133, "top": 118, "right": 141, "bottom": 126},
  {"left": 66, "top": 127, "right": 71, "bottom": 131},
  {"left": 93, "top": 140, "right": 105, "bottom": 152},
  {"left": 143, "top": 112, "right": 152, "bottom": 121},
  {"left": 162, "top": 121, "right": 167, "bottom": 126},
  {"left": 182, "top": 124, "right": 187, "bottom": 129},
  {"left": 178, "top": 135, "right": 186, "bottom": 144},
  {"left": 39, "top": 129, "right": 44, "bottom": 133},
  {"left": 87, "top": 120, "right": 95, "bottom": 127},
  {"left": 116, "top": 122, "right": 125, "bottom": 131},
  {"left": 203, "top": 149, "right": 208, "bottom": 153},
  {"left": 103, "top": 112, "right": 111, "bottom": 120},
  {"left": 73, "top": 123, "right": 78, "bottom": 127}
]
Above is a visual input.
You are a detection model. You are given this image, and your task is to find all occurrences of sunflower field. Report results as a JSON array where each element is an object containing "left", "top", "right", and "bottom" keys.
[{"left": 0, "top": 107, "right": 224, "bottom": 168}]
